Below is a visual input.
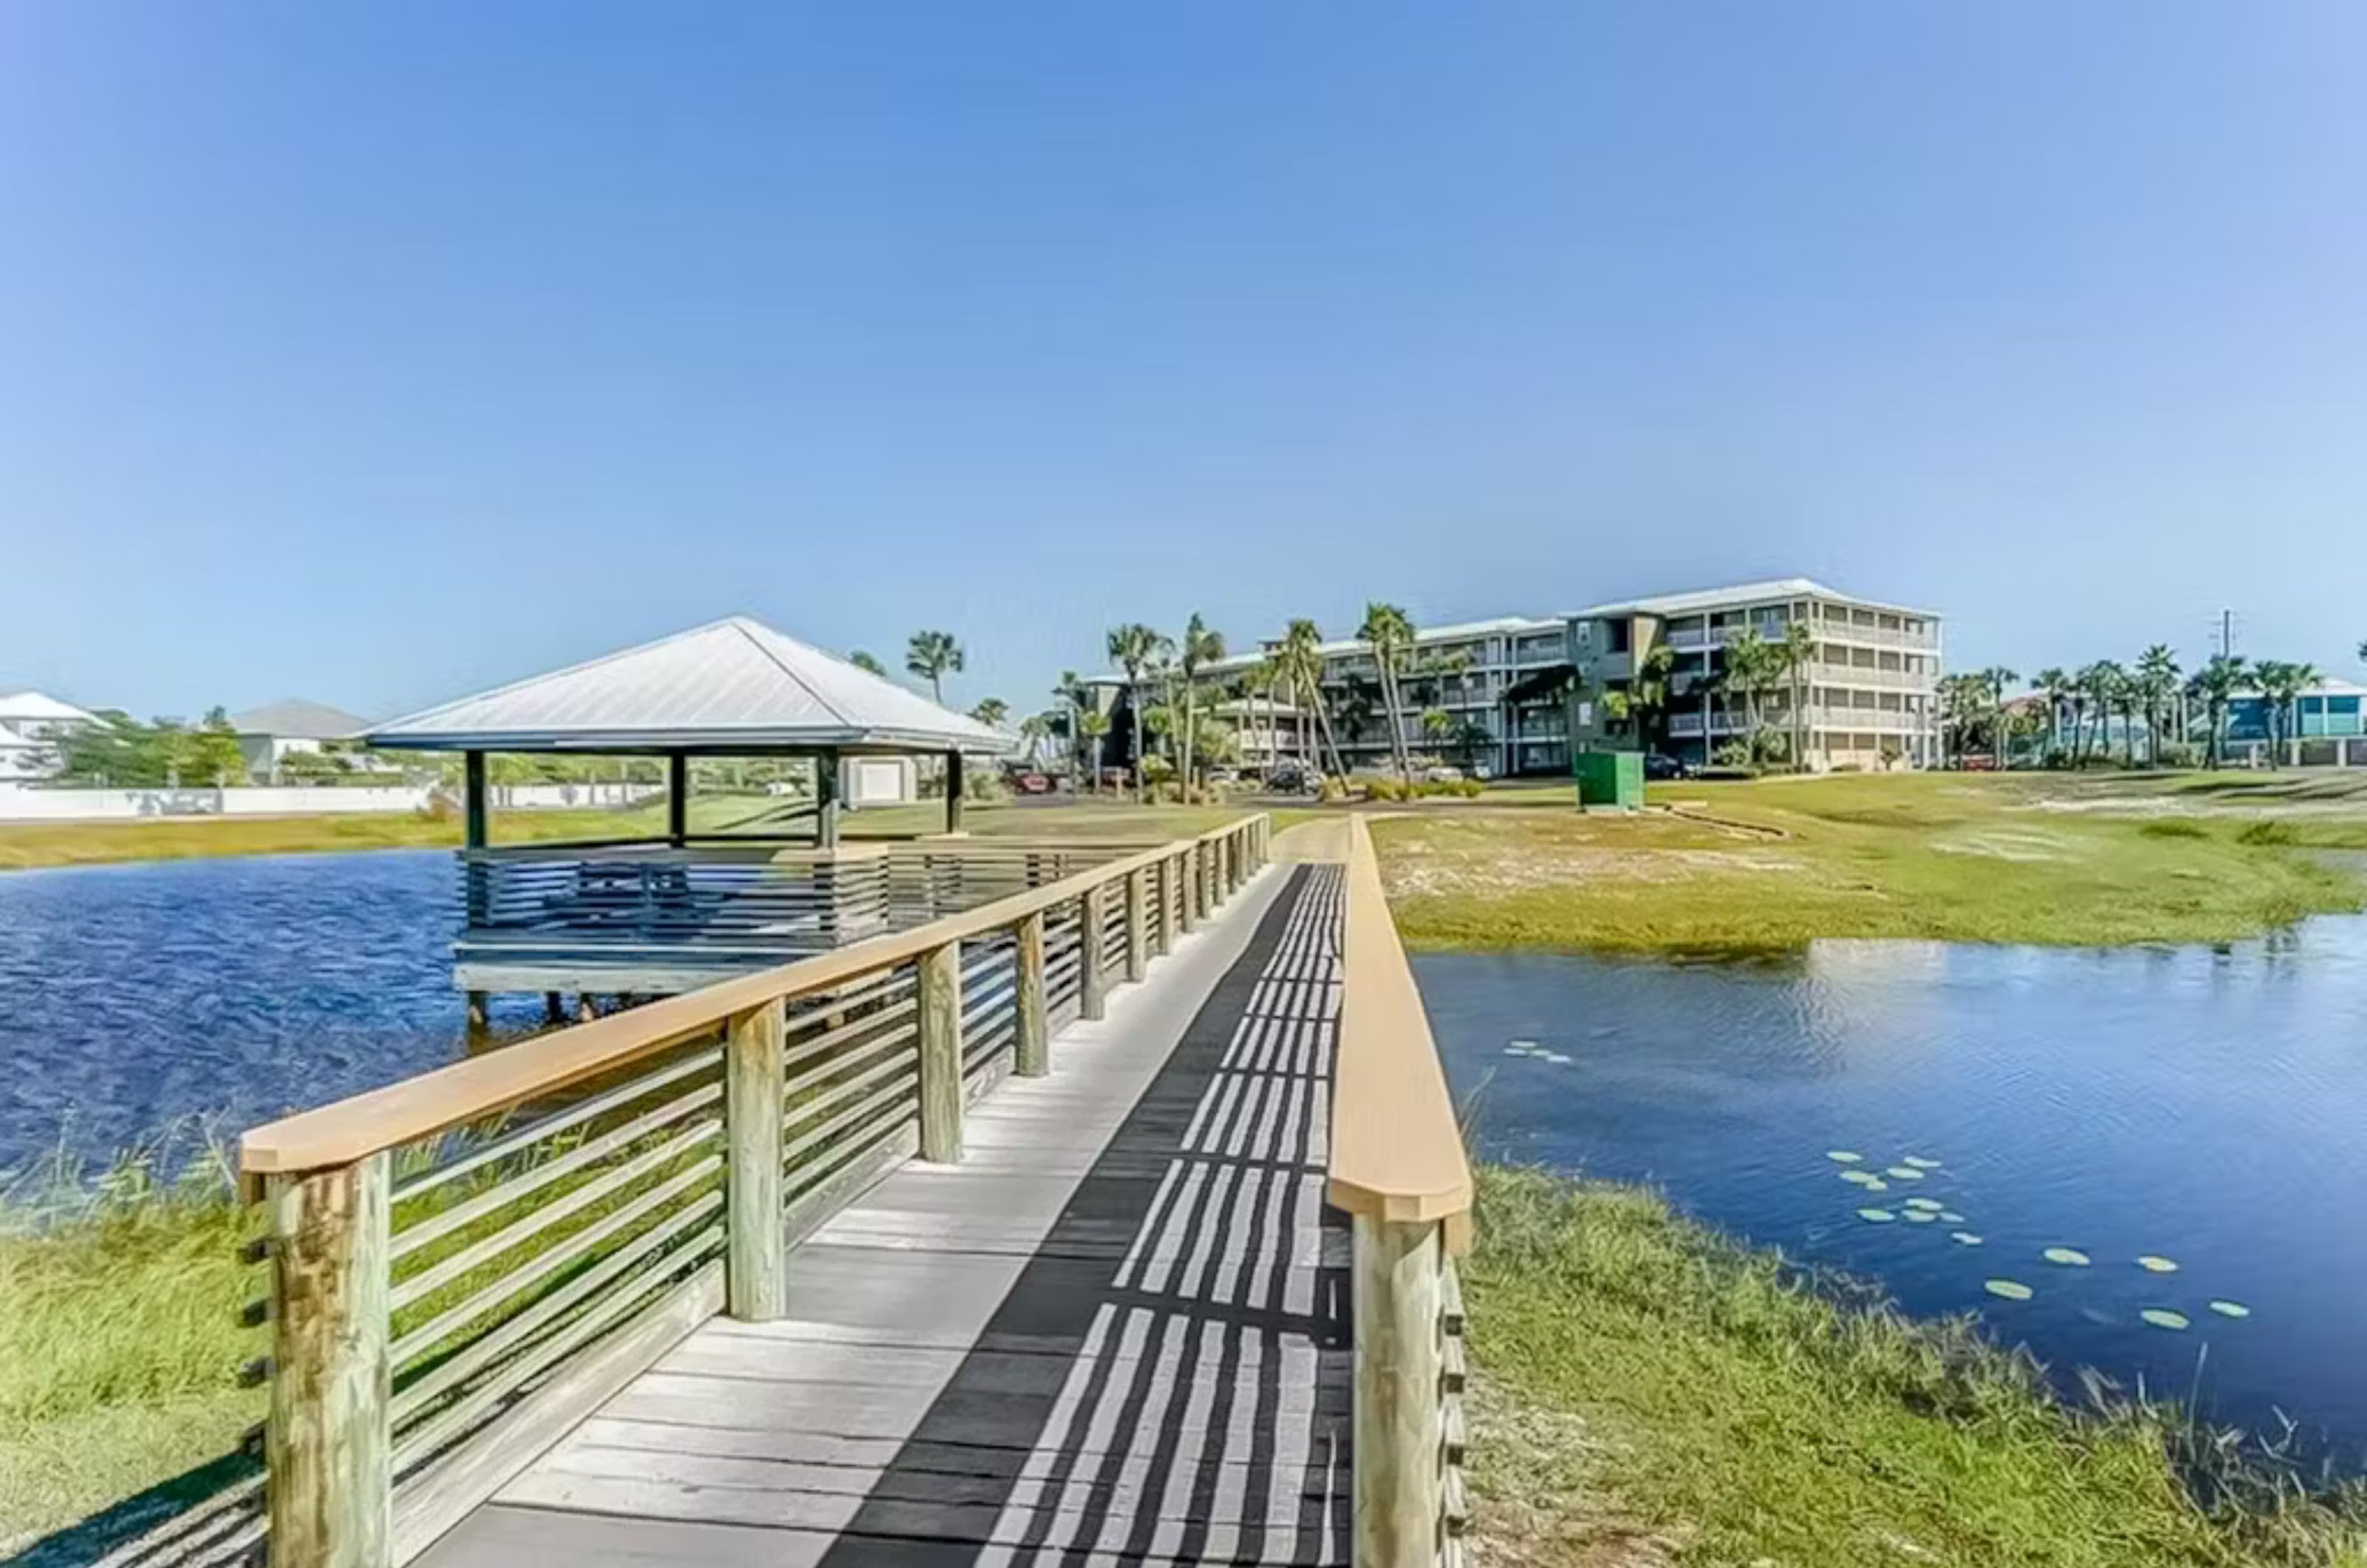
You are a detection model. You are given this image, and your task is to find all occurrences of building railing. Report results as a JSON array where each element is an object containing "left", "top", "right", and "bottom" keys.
[
  {"left": 236, "top": 815, "right": 1272, "bottom": 1567},
  {"left": 1332, "top": 815, "right": 1473, "bottom": 1567}
]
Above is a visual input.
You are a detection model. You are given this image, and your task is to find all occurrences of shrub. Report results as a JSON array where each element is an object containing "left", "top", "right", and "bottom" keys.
[
  {"left": 2138, "top": 819, "right": 2209, "bottom": 839},
  {"left": 2236, "top": 820, "right": 2297, "bottom": 847}
]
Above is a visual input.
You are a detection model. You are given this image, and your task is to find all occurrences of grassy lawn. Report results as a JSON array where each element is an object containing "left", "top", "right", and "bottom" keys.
[
  {"left": 1465, "top": 1169, "right": 2366, "bottom": 1567},
  {"left": 0, "top": 1180, "right": 260, "bottom": 1553},
  {"left": 0, "top": 794, "right": 1288, "bottom": 872},
  {"left": 1373, "top": 771, "right": 2367, "bottom": 953}
]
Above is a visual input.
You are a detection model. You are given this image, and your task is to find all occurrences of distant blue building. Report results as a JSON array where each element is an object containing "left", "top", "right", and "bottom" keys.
[{"left": 2226, "top": 679, "right": 2367, "bottom": 766}]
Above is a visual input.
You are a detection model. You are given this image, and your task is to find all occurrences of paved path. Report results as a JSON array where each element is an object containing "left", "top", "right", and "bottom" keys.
[{"left": 422, "top": 852, "right": 1349, "bottom": 1567}]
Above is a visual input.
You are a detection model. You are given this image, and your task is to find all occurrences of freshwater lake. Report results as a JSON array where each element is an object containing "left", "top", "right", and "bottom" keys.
[
  {"left": 4, "top": 849, "right": 2363, "bottom": 1459},
  {"left": 1417, "top": 920, "right": 2367, "bottom": 1464}
]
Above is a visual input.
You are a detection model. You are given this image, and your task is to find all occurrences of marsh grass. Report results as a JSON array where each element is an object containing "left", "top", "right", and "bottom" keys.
[
  {"left": 1375, "top": 774, "right": 2367, "bottom": 954},
  {"left": 1466, "top": 1167, "right": 2367, "bottom": 1567},
  {"left": 0, "top": 1127, "right": 261, "bottom": 1548}
]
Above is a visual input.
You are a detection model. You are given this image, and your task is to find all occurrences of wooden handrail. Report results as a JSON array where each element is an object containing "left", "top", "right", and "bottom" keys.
[
  {"left": 1326, "top": 814, "right": 1473, "bottom": 1234},
  {"left": 243, "top": 816, "right": 1269, "bottom": 1175}
]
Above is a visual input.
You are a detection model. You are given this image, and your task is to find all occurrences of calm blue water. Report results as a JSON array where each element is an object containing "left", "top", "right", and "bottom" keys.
[
  {"left": 1416, "top": 922, "right": 2367, "bottom": 1465},
  {"left": 0, "top": 851, "right": 540, "bottom": 1173}
]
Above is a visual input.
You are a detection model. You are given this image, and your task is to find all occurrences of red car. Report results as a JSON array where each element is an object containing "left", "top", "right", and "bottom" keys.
[{"left": 1007, "top": 769, "right": 1053, "bottom": 794}]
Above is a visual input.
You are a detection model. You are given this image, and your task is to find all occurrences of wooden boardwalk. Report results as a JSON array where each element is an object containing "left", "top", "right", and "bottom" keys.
[{"left": 420, "top": 857, "right": 1350, "bottom": 1567}]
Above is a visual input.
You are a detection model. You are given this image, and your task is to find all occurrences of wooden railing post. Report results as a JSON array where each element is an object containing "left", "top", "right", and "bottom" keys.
[
  {"left": 1015, "top": 910, "right": 1049, "bottom": 1076},
  {"left": 725, "top": 998, "right": 787, "bottom": 1320},
  {"left": 268, "top": 1152, "right": 393, "bottom": 1568},
  {"left": 917, "top": 941, "right": 964, "bottom": 1162},
  {"left": 1123, "top": 868, "right": 1147, "bottom": 981},
  {"left": 1080, "top": 884, "right": 1110, "bottom": 1021},
  {"left": 1352, "top": 1212, "right": 1445, "bottom": 1568},
  {"left": 1156, "top": 854, "right": 1178, "bottom": 954},
  {"left": 1180, "top": 845, "right": 1201, "bottom": 934}
]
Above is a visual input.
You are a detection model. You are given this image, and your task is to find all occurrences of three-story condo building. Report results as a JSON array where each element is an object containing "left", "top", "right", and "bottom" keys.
[
  {"left": 1567, "top": 578, "right": 1945, "bottom": 771},
  {"left": 1090, "top": 578, "right": 1944, "bottom": 779}
]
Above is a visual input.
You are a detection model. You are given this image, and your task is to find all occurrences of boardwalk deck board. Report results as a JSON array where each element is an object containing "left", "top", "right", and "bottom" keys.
[{"left": 418, "top": 860, "right": 1351, "bottom": 1568}]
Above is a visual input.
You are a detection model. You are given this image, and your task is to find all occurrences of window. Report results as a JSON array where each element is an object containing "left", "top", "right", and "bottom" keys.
[{"left": 1607, "top": 619, "right": 1632, "bottom": 654}]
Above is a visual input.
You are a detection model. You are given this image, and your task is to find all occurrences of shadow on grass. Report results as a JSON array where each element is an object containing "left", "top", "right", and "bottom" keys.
[{"left": 3, "top": 1447, "right": 257, "bottom": 1568}]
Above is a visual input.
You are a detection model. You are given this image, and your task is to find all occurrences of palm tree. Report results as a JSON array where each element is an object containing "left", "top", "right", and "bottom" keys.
[
  {"left": 1357, "top": 603, "right": 1417, "bottom": 780},
  {"left": 2134, "top": 645, "right": 2180, "bottom": 766},
  {"left": 1078, "top": 709, "right": 1112, "bottom": 794},
  {"left": 969, "top": 697, "right": 1009, "bottom": 729},
  {"left": 905, "top": 630, "right": 964, "bottom": 704},
  {"left": 1722, "top": 628, "right": 1774, "bottom": 760},
  {"left": 2073, "top": 661, "right": 2124, "bottom": 763},
  {"left": 2186, "top": 655, "right": 2248, "bottom": 769},
  {"left": 1420, "top": 708, "right": 1453, "bottom": 760},
  {"left": 1175, "top": 614, "right": 1226, "bottom": 794},
  {"left": 848, "top": 650, "right": 886, "bottom": 676},
  {"left": 1780, "top": 619, "right": 1816, "bottom": 769},
  {"left": 2250, "top": 660, "right": 2319, "bottom": 768},
  {"left": 1017, "top": 712, "right": 1052, "bottom": 768},
  {"left": 1105, "top": 624, "right": 1162, "bottom": 805},
  {"left": 2031, "top": 669, "right": 2069, "bottom": 764},
  {"left": 1053, "top": 670, "right": 1090, "bottom": 780},
  {"left": 1980, "top": 668, "right": 2019, "bottom": 766},
  {"left": 1277, "top": 618, "right": 1350, "bottom": 780}
]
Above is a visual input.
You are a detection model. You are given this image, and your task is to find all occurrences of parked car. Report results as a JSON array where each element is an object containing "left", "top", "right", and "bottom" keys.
[
  {"left": 1005, "top": 769, "right": 1052, "bottom": 794},
  {"left": 1422, "top": 764, "right": 1465, "bottom": 784},
  {"left": 1265, "top": 761, "right": 1318, "bottom": 794},
  {"left": 1642, "top": 752, "right": 1689, "bottom": 781}
]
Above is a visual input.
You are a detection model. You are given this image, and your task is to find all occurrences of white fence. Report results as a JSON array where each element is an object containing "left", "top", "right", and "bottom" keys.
[{"left": 0, "top": 781, "right": 663, "bottom": 823}]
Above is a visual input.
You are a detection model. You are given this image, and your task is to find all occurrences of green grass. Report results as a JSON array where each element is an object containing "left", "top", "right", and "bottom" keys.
[
  {"left": 1373, "top": 772, "right": 2367, "bottom": 954},
  {"left": 1465, "top": 1167, "right": 2367, "bottom": 1567},
  {"left": 0, "top": 794, "right": 1289, "bottom": 872},
  {"left": 0, "top": 1155, "right": 261, "bottom": 1550}
]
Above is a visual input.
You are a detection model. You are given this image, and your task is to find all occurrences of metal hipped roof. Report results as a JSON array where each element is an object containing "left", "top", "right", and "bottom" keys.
[{"left": 365, "top": 617, "right": 1009, "bottom": 754}]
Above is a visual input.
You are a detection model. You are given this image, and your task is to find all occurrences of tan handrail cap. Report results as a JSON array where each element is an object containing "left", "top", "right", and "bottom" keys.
[{"left": 1326, "top": 814, "right": 1473, "bottom": 1228}]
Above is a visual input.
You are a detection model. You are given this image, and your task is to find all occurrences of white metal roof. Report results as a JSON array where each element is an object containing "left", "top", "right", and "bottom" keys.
[
  {"left": 0, "top": 690, "right": 98, "bottom": 724},
  {"left": 1568, "top": 577, "right": 1941, "bottom": 621},
  {"left": 232, "top": 698, "right": 372, "bottom": 740},
  {"left": 1198, "top": 614, "right": 1563, "bottom": 675},
  {"left": 366, "top": 618, "right": 1008, "bottom": 754}
]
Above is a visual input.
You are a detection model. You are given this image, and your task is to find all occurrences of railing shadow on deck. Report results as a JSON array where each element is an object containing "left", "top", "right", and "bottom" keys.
[{"left": 811, "top": 865, "right": 1351, "bottom": 1566}]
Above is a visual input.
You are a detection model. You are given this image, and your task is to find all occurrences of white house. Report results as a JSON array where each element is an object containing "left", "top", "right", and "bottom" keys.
[
  {"left": 229, "top": 698, "right": 381, "bottom": 777},
  {"left": 0, "top": 690, "right": 99, "bottom": 780}
]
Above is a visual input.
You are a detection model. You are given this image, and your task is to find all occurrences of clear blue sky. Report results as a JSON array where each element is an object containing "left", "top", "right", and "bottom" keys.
[{"left": 4, "top": 2, "right": 2362, "bottom": 721}]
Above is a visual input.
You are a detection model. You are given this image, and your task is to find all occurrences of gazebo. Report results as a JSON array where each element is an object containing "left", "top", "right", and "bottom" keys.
[{"left": 365, "top": 616, "right": 1011, "bottom": 1018}]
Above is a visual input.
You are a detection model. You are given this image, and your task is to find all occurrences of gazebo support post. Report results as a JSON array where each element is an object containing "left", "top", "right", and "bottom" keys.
[
  {"left": 667, "top": 752, "right": 689, "bottom": 848},
  {"left": 814, "top": 750, "right": 840, "bottom": 849},
  {"left": 463, "top": 751, "right": 489, "bottom": 1034},
  {"left": 944, "top": 751, "right": 965, "bottom": 835}
]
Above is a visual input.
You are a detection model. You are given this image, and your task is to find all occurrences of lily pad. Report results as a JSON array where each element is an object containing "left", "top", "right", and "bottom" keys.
[
  {"left": 2140, "top": 1308, "right": 2191, "bottom": 1331},
  {"left": 1857, "top": 1208, "right": 1897, "bottom": 1223},
  {"left": 1884, "top": 1166, "right": 1925, "bottom": 1181},
  {"left": 1951, "top": 1231, "right": 1984, "bottom": 1246},
  {"left": 1826, "top": 1151, "right": 1865, "bottom": 1164},
  {"left": 2042, "top": 1248, "right": 2092, "bottom": 1267},
  {"left": 1902, "top": 1210, "right": 1939, "bottom": 1223},
  {"left": 1984, "top": 1279, "right": 2033, "bottom": 1301},
  {"left": 2207, "top": 1300, "right": 2252, "bottom": 1319},
  {"left": 1901, "top": 1156, "right": 1942, "bottom": 1169},
  {"left": 2135, "top": 1255, "right": 2180, "bottom": 1274},
  {"left": 1938, "top": 1211, "right": 1965, "bottom": 1224},
  {"left": 1902, "top": 1198, "right": 1945, "bottom": 1212}
]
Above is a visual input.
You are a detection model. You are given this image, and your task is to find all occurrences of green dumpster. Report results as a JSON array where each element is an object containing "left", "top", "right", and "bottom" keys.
[{"left": 1573, "top": 750, "right": 1644, "bottom": 810}]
